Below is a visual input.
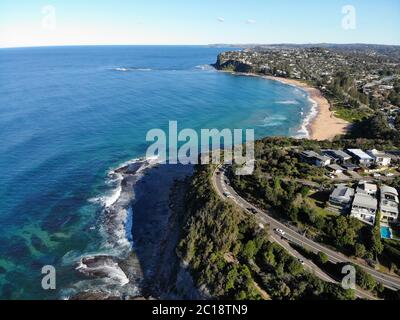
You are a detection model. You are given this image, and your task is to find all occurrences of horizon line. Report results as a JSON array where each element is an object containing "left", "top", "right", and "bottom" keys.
[{"left": 1, "top": 42, "right": 400, "bottom": 50}]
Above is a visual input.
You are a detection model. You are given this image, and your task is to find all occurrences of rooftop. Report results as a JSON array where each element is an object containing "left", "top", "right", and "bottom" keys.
[
  {"left": 381, "top": 185, "right": 399, "bottom": 196},
  {"left": 352, "top": 193, "right": 378, "bottom": 210},
  {"left": 323, "top": 149, "right": 352, "bottom": 160},
  {"left": 331, "top": 186, "right": 355, "bottom": 200},
  {"left": 347, "top": 149, "right": 374, "bottom": 161}
]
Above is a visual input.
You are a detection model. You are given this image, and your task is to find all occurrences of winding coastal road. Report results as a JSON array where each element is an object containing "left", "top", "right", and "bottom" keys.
[{"left": 212, "top": 165, "right": 400, "bottom": 299}]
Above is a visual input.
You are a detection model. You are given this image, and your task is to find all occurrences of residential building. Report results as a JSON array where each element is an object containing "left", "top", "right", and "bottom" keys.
[
  {"left": 380, "top": 185, "right": 399, "bottom": 223},
  {"left": 300, "top": 151, "right": 331, "bottom": 167},
  {"left": 350, "top": 193, "right": 378, "bottom": 225},
  {"left": 366, "top": 149, "right": 392, "bottom": 167},
  {"left": 346, "top": 149, "right": 374, "bottom": 167},
  {"left": 329, "top": 185, "right": 355, "bottom": 211},
  {"left": 327, "top": 164, "right": 345, "bottom": 174},
  {"left": 356, "top": 182, "right": 378, "bottom": 197},
  {"left": 322, "top": 149, "right": 352, "bottom": 164}
]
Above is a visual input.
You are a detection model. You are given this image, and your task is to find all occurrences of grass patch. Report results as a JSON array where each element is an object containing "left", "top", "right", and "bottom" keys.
[
  {"left": 307, "top": 192, "right": 338, "bottom": 218},
  {"left": 332, "top": 107, "right": 370, "bottom": 123}
]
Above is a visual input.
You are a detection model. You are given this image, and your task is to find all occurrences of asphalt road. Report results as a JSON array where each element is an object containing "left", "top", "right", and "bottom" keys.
[{"left": 212, "top": 165, "right": 400, "bottom": 298}]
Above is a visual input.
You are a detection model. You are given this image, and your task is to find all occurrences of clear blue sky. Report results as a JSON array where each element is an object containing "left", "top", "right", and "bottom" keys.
[{"left": 0, "top": 0, "right": 399, "bottom": 47}]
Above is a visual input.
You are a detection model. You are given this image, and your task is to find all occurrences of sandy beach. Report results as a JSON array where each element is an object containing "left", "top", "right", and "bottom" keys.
[{"left": 265, "top": 76, "right": 350, "bottom": 140}]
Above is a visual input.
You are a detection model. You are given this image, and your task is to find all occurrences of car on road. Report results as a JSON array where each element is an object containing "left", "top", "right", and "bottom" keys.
[
  {"left": 386, "top": 172, "right": 394, "bottom": 177},
  {"left": 298, "top": 259, "right": 305, "bottom": 265},
  {"left": 247, "top": 208, "right": 258, "bottom": 214},
  {"left": 373, "top": 173, "right": 381, "bottom": 178},
  {"left": 223, "top": 192, "right": 231, "bottom": 197},
  {"left": 274, "top": 228, "right": 286, "bottom": 236}
]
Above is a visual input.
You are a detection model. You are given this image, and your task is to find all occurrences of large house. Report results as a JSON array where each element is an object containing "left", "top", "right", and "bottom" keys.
[
  {"left": 329, "top": 185, "right": 355, "bottom": 211},
  {"left": 366, "top": 149, "right": 392, "bottom": 167},
  {"left": 346, "top": 149, "right": 374, "bottom": 167},
  {"left": 380, "top": 185, "right": 399, "bottom": 223},
  {"left": 350, "top": 193, "right": 378, "bottom": 225},
  {"left": 300, "top": 151, "right": 331, "bottom": 167},
  {"left": 322, "top": 149, "right": 352, "bottom": 164}
]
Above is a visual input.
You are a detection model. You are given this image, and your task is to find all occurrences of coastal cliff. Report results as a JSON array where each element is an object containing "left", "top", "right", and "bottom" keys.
[{"left": 213, "top": 51, "right": 254, "bottom": 73}]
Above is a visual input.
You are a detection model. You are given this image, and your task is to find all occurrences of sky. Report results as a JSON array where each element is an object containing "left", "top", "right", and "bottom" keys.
[{"left": 0, "top": 0, "right": 399, "bottom": 48}]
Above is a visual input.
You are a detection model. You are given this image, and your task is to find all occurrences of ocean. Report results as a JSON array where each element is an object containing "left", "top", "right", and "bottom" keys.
[{"left": 0, "top": 45, "right": 313, "bottom": 299}]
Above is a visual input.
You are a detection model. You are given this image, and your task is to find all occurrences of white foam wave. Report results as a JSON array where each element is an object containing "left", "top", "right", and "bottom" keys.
[
  {"left": 195, "top": 64, "right": 215, "bottom": 71},
  {"left": 294, "top": 97, "right": 318, "bottom": 139},
  {"left": 113, "top": 67, "right": 152, "bottom": 72},
  {"left": 76, "top": 256, "right": 130, "bottom": 286},
  {"left": 259, "top": 114, "right": 288, "bottom": 127},
  {"left": 276, "top": 100, "right": 300, "bottom": 105}
]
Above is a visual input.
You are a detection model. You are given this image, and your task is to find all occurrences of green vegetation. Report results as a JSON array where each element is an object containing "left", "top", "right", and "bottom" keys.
[
  {"left": 178, "top": 164, "right": 355, "bottom": 300},
  {"left": 332, "top": 106, "right": 370, "bottom": 123}
]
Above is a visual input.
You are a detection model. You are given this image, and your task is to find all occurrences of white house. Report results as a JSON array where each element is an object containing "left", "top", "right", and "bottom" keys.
[
  {"left": 356, "top": 182, "right": 378, "bottom": 197},
  {"left": 300, "top": 151, "right": 331, "bottom": 167},
  {"left": 380, "top": 185, "right": 399, "bottom": 223},
  {"left": 329, "top": 185, "right": 355, "bottom": 211},
  {"left": 346, "top": 149, "right": 374, "bottom": 167},
  {"left": 351, "top": 193, "right": 378, "bottom": 225},
  {"left": 366, "top": 149, "right": 392, "bottom": 167}
]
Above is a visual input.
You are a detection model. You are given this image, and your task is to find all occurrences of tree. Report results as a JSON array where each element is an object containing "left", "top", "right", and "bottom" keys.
[
  {"left": 318, "top": 252, "right": 329, "bottom": 264},
  {"left": 287, "top": 258, "right": 303, "bottom": 276},
  {"left": 355, "top": 243, "right": 366, "bottom": 258},
  {"left": 370, "top": 212, "right": 384, "bottom": 258},
  {"left": 356, "top": 267, "right": 377, "bottom": 292},
  {"left": 242, "top": 240, "right": 257, "bottom": 261}
]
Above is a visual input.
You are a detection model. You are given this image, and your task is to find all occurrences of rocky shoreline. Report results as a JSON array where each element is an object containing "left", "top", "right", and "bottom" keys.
[{"left": 71, "top": 160, "right": 200, "bottom": 300}]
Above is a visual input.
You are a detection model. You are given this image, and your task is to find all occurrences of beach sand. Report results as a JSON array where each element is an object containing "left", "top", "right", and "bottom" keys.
[{"left": 265, "top": 76, "right": 350, "bottom": 140}]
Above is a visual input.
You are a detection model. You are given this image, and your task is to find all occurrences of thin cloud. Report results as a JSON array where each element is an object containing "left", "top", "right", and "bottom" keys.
[
  {"left": 245, "top": 19, "right": 256, "bottom": 24},
  {"left": 217, "top": 17, "right": 225, "bottom": 23}
]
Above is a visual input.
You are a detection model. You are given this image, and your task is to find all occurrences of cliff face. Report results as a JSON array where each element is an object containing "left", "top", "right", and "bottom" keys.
[{"left": 213, "top": 52, "right": 254, "bottom": 73}]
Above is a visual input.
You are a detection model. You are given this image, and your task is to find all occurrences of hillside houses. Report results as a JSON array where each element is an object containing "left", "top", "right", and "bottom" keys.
[
  {"left": 328, "top": 182, "right": 399, "bottom": 227},
  {"left": 299, "top": 148, "right": 395, "bottom": 177}
]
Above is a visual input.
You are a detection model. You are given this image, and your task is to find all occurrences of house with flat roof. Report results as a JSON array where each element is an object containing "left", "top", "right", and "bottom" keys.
[
  {"left": 351, "top": 193, "right": 378, "bottom": 225},
  {"left": 300, "top": 151, "right": 331, "bottom": 167},
  {"left": 366, "top": 149, "right": 392, "bottom": 167},
  {"left": 329, "top": 185, "right": 355, "bottom": 211},
  {"left": 380, "top": 185, "right": 399, "bottom": 223},
  {"left": 346, "top": 149, "right": 374, "bottom": 167},
  {"left": 356, "top": 181, "right": 378, "bottom": 197},
  {"left": 322, "top": 149, "right": 352, "bottom": 164}
]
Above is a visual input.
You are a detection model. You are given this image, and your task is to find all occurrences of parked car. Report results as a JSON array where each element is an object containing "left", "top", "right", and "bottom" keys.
[{"left": 248, "top": 208, "right": 257, "bottom": 214}]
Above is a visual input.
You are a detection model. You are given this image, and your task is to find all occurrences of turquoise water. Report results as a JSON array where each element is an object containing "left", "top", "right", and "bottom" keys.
[
  {"left": 0, "top": 46, "right": 312, "bottom": 299},
  {"left": 381, "top": 227, "right": 392, "bottom": 239}
]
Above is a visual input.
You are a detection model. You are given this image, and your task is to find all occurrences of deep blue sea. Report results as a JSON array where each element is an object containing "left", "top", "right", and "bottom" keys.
[{"left": 0, "top": 46, "right": 312, "bottom": 299}]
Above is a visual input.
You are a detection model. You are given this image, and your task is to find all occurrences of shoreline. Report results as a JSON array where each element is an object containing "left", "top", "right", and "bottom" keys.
[
  {"left": 264, "top": 76, "right": 350, "bottom": 141},
  {"left": 218, "top": 69, "right": 350, "bottom": 140}
]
